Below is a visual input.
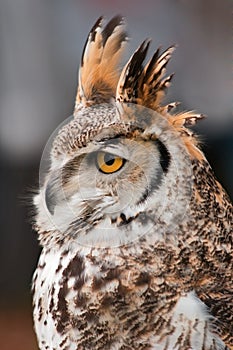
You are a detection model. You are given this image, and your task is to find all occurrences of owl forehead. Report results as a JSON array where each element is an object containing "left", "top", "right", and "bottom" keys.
[
  {"left": 50, "top": 103, "right": 171, "bottom": 166},
  {"left": 51, "top": 105, "right": 131, "bottom": 160}
]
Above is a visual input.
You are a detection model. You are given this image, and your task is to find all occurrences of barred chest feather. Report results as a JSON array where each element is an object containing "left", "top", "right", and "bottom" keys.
[{"left": 32, "top": 239, "right": 227, "bottom": 350}]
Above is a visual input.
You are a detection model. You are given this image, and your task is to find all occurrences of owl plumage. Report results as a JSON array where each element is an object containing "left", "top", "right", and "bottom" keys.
[{"left": 32, "top": 16, "right": 233, "bottom": 350}]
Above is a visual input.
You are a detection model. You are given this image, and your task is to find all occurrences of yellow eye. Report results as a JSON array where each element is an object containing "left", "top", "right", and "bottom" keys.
[{"left": 96, "top": 152, "right": 125, "bottom": 174}]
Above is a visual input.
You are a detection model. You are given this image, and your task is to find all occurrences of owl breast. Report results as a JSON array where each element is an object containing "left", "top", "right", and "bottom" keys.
[{"left": 32, "top": 219, "right": 227, "bottom": 350}]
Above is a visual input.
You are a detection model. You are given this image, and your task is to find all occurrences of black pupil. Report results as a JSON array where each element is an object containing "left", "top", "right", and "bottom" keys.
[{"left": 104, "top": 153, "right": 115, "bottom": 166}]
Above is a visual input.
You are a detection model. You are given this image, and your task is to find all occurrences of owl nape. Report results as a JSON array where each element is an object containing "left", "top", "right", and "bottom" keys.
[{"left": 32, "top": 16, "right": 233, "bottom": 350}]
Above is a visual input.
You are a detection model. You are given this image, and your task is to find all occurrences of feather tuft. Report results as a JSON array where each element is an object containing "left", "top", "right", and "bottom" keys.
[
  {"left": 116, "top": 44, "right": 176, "bottom": 109},
  {"left": 75, "top": 15, "right": 127, "bottom": 113}
]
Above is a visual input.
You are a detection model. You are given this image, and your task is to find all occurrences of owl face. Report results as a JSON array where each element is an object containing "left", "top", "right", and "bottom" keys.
[
  {"left": 35, "top": 103, "right": 193, "bottom": 248},
  {"left": 33, "top": 15, "right": 203, "bottom": 248}
]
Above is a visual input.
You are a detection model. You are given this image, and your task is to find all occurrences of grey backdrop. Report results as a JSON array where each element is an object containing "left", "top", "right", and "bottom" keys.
[{"left": 0, "top": 1, "right": 232, "bottom": 349}]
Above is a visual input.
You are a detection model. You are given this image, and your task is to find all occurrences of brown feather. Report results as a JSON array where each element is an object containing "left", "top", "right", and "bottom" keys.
[
  {"left": 116, "top": 43, "right": 176, "bottom": 109},
  {"left": 75, "top": 16, "right": 127, "bottom": 112},
  {"left": 116, "top": 41, "right": 208, "bottom": 161}
]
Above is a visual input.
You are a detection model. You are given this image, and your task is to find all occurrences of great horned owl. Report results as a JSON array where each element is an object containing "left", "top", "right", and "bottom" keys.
[{"left": 32, "top": 16, "right": 233, "bottom": 350}]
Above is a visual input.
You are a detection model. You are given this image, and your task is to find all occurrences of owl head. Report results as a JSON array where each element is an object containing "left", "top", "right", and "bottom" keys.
[{"left": 34, "top": 16, "right": 205, "bottom": 248}]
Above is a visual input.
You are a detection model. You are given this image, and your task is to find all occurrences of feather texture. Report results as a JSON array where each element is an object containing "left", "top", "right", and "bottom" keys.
[
  {"left": 32, "top": 17, "right": 233, "bottom": 350},
  {"left": 116, "top": 42, "right": 175, "bottom": 110},
  {"left": 75, "top": 16, "right": 127, "bottom": 111}
]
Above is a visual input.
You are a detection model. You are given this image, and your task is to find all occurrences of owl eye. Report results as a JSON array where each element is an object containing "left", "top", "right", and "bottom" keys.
[{"left": 96, "top": 151, "right": 125, "bottom": 174}]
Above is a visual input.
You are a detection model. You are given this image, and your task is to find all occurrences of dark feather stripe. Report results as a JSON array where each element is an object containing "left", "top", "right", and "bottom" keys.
[
  {"left": 102, "top": 15, "right": 125, "bottom": 46},
  {"left": 137, "top": 139, "right": 171, "bottom": 205},
  {"left": 81, "top": 16, "right": 103, "bottom": 66},
  {"left": 143, "top": 47, "right": 160, "bottom": 82},
  {"left": 123, "top": 40, "right": 150, "bottom": 93},
  {"left": 155, "top": 139, "right": 171, "bottom": 173}
]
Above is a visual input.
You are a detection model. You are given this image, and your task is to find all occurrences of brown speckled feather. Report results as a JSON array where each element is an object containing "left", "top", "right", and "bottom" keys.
[
  {"left": 32, "top": 16, "right": 233, "bottom": 350},
  {"left": 116, "top": 42, "right": 175, "bottom": 110}
]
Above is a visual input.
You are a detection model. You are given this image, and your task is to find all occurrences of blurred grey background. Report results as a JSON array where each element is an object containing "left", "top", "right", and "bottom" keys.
[{"left": 0, "top": 1, "right": 232, "bottom": 349}]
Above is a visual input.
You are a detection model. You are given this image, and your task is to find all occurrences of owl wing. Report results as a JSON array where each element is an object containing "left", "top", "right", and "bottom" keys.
[
  {"left": 191, "top": 165, "right": 233, "bottom": 348},
  {"left": 197, "top": 290, "right": 233, "bottom": 349}
]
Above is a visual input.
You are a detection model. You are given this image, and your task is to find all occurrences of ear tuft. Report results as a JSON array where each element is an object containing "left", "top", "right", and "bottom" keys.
[
  {"left": 75, "top": 16, "right": 127, "bottom": 113},
  {"left": 116, "top": 44, "right": 176, "bottom": 110}
]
